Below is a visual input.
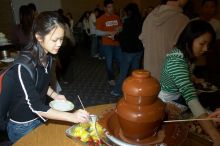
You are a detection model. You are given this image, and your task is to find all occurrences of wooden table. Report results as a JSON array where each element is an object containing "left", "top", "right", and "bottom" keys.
[
  {"left": 13, "top": 104, "right": 211, "bottom": 146},
  {"left": 13, "top": 104, "right": 114, "bottom": 146}
]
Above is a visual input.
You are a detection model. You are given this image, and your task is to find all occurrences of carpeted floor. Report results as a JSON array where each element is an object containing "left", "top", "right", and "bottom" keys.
[{"left": 60, "top": 45, "right": 121, "bottom": 108}]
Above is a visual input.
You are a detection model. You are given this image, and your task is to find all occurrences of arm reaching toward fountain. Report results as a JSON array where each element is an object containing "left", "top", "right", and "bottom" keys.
[{"left": 198, "top": 113, "right": 220, "bottom": 146}]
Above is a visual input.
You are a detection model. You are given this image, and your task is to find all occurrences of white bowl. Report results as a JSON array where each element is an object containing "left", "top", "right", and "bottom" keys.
[
  {"left": 49, "top": 100, "right": 74, "bottom": 111},
  {"left": 0, "top": 57, "right": 14, "bottom": 63}
]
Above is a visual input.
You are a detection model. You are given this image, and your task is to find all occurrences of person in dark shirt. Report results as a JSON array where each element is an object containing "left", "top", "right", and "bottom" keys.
[
  {"left": 111, "top": 3, "right": 143, "bottom": 96},
  {"left": 11, "top": 5, "right": 34, "bottom": 49},
  {"left": 28, "top": 3, "right": 38, "bottom": 17},
  {"left": 3, "top": 11, "right": 89, "bottom": 143}
]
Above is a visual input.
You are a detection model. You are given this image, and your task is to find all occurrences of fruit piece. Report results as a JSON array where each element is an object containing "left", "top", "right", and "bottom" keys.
[
  {"left": 70, "top": 122, "right": 106, "bottom": 144},
  {"left": 88, "top": 141, "right": 95, "bottom": 146},
  {"left": 72, "top": 127, "right": 87, "bottom": 137},
  {"left": 79, "top": 123, "right": 90, "bottom": 129},
  {"left": 80, "top": 131, "right": 90, "bottom": 142}
]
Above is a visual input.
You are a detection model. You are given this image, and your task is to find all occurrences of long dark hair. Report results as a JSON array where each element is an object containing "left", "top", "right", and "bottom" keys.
[
  {"left": 19, "top": 5, "right": 34, "bottom": 36},
  {"left": 25, "top": 11, "right": 65, "bottom": 66},
  {"left": 175, "top": 20, "right": 216, "bottom": 63},
  {"left": 124, "top": 3, "right": 141, "bottom": 21},
  {"left": 28, "top": 3, "right": 37, "bottom": 12},
  {"left": 124, "top": 3, "right": 142, "bottom": 32}
]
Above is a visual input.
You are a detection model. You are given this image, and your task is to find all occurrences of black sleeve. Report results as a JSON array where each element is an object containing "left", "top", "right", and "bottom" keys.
[
  {"left": 114, "top": 19, "right": 131, "bottom": 42},
  {"left": 115, "top": 18, "right": 142, "bottom": 47},
  {"left": 18, "top": 65, "right": 50, "bottom": 112}
]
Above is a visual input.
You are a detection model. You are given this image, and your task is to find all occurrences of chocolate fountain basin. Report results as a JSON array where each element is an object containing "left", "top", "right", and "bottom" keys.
[{"left": 98, "top": 108, "right": 189, "bottom": 146}]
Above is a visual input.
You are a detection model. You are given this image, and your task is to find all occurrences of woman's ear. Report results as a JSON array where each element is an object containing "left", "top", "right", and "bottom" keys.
[{"left": 35, "top": 33, "right": 43, "bottom": 42}]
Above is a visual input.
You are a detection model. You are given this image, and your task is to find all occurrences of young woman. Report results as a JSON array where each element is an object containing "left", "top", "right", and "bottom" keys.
[
  {"left": 159, "top": 20, "right": 220, "bottom": 145},
  {"left": 3, "top": 11, "right": 89, "bottom": 143}
]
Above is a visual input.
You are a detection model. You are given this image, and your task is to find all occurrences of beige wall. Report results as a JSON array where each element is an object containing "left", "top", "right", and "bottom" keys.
[
  {"left": 12, "top": 0, "right": 62, "bottom": 24},
  {"left": 61, "top": 0, "right": 220, "bottom": 23},
  {"left": 1, "top": 0, "right": 220, "bottom": 38},
  {"left": 60, "top": 0, "right": 161, "bottom": 24},
  {"left": 140, "top": 0, "right": 160, "bottom": 10},
  {"left": 61, "top": 0, "right": 101, "bottom": 24},
  {"left": 0, "top": 0, "right": 14, "bottom": 38}
]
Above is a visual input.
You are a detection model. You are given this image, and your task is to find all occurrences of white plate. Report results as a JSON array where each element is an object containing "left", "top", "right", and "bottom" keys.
[
  {"left": 0, "top": 42, "right": 12, "bottom": 46},
  {"left": 197, "top": 89, "right": 219, "bottom": 93},
  {"left": 197, "top": 85, "right": 219, "bottom": 93},
  {"left": 0, "top": 57, "right": 14, "bottom": 63},
  {"left": 196, "top": 82, "right": 219, "bottom": 93},
  {"left": 49, "top": 100, "right": 74, "bottom": 111}
]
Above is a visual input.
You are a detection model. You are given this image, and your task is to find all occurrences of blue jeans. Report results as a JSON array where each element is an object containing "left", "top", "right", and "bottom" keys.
[
  {"left": 113, "top": 51, "right": 143, "bottom": 94},
  {"left": 7, "top": 118, "right": 42, "bottom": 143},
  {"left": 102, "top": 45, "right": 122, "bottom": 80},
  {"left": 90, "top": 35, "right": 98, "bottom": 56},
  {"left": 99, "top": 40, "right": 104, "bottom": 58}
]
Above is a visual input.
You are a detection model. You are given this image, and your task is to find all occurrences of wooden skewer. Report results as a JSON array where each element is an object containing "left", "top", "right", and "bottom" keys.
[
  {"left": 164, "top": 118, "right": 214, "bottom": 123},
  {"left": 77, "top": 95, "right": 92, "bottom": 121},
  {"left": 77, "top": 95, "right": 85, "bottom": 110}
]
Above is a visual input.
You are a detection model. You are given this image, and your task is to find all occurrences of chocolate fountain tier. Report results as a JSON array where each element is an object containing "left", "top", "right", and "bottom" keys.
[
  {"left": 116, "top": 98, "right": 165, "bottom": 122},
  {"left": 122, "top": 70, "right": 160, "bottom": 105},
  {"left": 98, "top": 109, "right": 189, "bottom": 145},
  {"left": 116, "top": 98, "right": 165, "bottom": 139}
]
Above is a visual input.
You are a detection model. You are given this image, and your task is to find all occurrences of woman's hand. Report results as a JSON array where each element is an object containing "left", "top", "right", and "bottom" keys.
[
  {"left": 53, "top": 94, "right": 66, "bottom": 101},
  {"left": 106, "top": 31, "right": 117, "bottom": 40},
  {"left": 70, "top": 109, "right": 90, "bottom": 123},
  {"left": 39, "top": 109, "right": 89, "bottom": 124},
  {"left": 209, "top": 108, "right": 220, "bottom": 122}
]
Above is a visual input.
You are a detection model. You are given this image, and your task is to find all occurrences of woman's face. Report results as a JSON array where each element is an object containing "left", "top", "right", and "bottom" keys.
[
  {"left": 192, "top": 32, "right": 212, "bottom": 58},
  {"left": 201, "top": 1, "right": 216, "bottom": 19},
  {"left": 36, "top": 26, "right": 64, "bottom": 54},
  {"left": 105, "top": 4, "right": 114, "bottom": 15}
]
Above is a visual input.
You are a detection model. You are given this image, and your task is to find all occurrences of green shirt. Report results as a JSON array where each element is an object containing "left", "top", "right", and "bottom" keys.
[{"left": 160, "top": 48, "right": 197, "bottom": 103}]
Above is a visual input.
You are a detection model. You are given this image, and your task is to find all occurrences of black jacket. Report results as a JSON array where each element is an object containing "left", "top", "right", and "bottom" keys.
[
  {"left": 1, "top": 50, "right": 52, "bottom": 122},
  {"left": 115, "top": 16, "right": 143, "bottom": 53}
]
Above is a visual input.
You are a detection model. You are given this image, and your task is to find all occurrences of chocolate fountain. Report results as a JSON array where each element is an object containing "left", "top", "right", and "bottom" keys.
[
  {"left": 99, "top": 70, "right": 188, "bottom": 145},
  {"left": 116, "top": 70, "right": 165, "bottom": 140}
]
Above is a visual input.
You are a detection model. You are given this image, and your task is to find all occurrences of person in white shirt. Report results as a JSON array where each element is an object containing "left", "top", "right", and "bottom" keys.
[
  {"left": 89, "top": 8, "right": 100, "bottom": 57},
  {"left": 83, "top": 11, "right": 90, "bottom": 35},
  {"left": 66, "top": 12, "right": 74, "bottom": 32}
]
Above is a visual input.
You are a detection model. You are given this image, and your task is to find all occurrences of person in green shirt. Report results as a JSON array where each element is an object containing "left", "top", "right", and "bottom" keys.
[{"left": 159, "top": 20, "right": 220, "bottom": 145}]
